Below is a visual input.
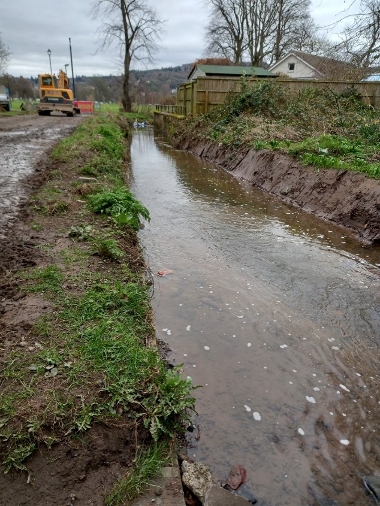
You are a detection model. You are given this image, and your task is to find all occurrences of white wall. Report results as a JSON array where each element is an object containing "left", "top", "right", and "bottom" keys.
[{"left": 271, "top": 56, "right": 318, "bottom": 79}]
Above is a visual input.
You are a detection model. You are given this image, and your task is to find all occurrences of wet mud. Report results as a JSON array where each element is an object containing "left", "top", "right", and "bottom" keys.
[{"left": 0, "top": 114, "right": 81, "bottom": 237}]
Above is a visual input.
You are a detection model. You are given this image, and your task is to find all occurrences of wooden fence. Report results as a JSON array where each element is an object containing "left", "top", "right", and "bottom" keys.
[
  {"left": 176, "top": 76, "right": 380, "bottom": 116},
  {"left": 155, "top": 104, "right": 186, "bottom": 116}
]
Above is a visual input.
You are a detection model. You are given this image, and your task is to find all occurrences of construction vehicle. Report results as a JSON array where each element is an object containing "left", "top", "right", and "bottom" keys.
[
  {"left": 0, "top": 84, "right": 10, "bottom": 111},
  {"left": 37, "top": 70, "right": 80, "bottom": 116}
]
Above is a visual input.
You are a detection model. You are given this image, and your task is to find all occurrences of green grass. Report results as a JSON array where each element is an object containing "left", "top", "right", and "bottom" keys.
[
  {"left": 284, "top": 135, "right": 380, "bottom": 178},
  {"left": 106, "top": 443, "right": 171, "bottom": 505},
  {"left": 0, "top": 113, "right": 196, "bottom": 487},
  {"left": 0, "top": 98, "right": 30, "bottom": 116},
  {"left": 0, "top": 99, "right": 153, "bottom": 122},
  {"left": 0, "top": 270, "right": 195, "bottom": 470},
  {"left": 22, "top": 265, "right": 63, "bottom": 294}
]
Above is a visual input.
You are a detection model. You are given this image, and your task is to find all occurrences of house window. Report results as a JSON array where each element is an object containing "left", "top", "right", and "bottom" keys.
[{"left": 288, "top": 63, "right": 295, "bottom": 71}]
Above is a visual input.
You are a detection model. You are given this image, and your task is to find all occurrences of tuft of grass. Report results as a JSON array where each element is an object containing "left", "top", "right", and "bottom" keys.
[
  {"left": 22, "top": 265, "right": 63, "bottom": 294},
  {"left": 105, "top": 443, "right": 170, "bottom": 506},
  {"left": 91, "top": 237, "right": 125, "bottom": 260}
]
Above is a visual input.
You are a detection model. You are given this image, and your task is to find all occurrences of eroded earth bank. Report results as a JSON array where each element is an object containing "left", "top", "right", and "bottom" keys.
[{"left": 174, "top": 135, "right": 380, "bottom": 245}]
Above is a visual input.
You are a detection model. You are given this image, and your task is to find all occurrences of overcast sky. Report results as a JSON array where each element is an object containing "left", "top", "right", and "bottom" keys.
[{"left": 1, "top": 0, "right": 361, "bottom": 78}]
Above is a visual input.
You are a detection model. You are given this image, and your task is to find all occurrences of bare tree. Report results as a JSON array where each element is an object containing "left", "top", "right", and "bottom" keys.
[
  {"left": 0, "top": 33, "right": 10, "bottom": 76},
  {"left": 204, "top": 0, "right": 247, "bottom": 63},
  {"left": 338, "top": 0, "right": 380, "bottom": 68},
  {"left": 92, "top": 0, "right": 164, "bottom": 112},
  {"left": 270, "top": 0, "right": 312, "bottom": 63},
  {"left": 204, "top": 0, "right": 314, "bottom": 67},
  {"left": 245, "top": 0, "right": 278, "bottom": 65},
  {"left": 288, "top": 19, "right": 329, "bottom": 55}
]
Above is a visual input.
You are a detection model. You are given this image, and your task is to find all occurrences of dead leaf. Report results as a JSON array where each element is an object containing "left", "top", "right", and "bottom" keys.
[
  {"left": 226, "top": 464, "right": 247, "bottom": 490},
  {"left": 157, "top": 270, "right": 173, "bottom": 276}
]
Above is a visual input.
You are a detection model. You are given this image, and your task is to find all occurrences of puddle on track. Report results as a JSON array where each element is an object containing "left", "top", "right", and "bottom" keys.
[{"left": 131, "top": 131, "right": 380, "bottom": 506}]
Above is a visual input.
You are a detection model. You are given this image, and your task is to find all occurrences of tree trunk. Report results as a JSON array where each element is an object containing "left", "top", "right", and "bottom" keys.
[{"left": 122, "top": 67, "right": 131, "bottom": 112}]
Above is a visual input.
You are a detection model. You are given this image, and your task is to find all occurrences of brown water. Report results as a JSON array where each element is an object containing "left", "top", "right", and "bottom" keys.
[{"left": 131, "top": 130, "right": 380, "bottom": 506}]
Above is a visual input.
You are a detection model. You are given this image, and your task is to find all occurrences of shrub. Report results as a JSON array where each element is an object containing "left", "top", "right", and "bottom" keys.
[{"left": 87, "top": 188, "right": 150, "bottom": 231}]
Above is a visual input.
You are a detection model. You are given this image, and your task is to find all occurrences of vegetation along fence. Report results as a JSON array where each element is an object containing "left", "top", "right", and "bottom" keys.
[{"left": 175, "top": 76, "right": 380, "bottom": 117}]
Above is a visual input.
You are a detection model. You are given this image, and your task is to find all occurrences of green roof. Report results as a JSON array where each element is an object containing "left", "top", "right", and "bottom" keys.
[{"left": 189, "top": 65, "right": 275, "bottom": 79}]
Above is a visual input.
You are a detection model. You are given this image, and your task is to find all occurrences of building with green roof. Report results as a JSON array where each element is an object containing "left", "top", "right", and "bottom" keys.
[{"left": 187, "top": 64, "right": 276, "bottom": 81}]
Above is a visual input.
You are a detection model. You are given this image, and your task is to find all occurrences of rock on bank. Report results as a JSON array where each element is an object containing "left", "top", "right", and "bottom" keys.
[{"left": 175, "top": 136, "right": 380, "bottom": 245}]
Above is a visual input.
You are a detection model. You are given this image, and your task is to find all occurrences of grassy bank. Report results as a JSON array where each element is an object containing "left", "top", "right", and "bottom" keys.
[
  {"left": 0, "top": 113, "right": 194, "bottom": 503},
  {"left": 176, "top": 80, "right": 380, "bottom": 179}
]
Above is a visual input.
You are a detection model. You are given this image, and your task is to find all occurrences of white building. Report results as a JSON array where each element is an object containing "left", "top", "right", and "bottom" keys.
[{"left": 269, "top": 51, "right": 353, "bottom": 80}]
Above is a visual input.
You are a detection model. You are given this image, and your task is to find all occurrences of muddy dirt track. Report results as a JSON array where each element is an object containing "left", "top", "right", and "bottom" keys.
[{"left": 0, "top": 114, "right": 83, "bottom": 237}]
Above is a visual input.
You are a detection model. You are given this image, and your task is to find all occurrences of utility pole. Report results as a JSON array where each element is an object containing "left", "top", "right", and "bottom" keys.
[{"left": 69, "top": 38, "right": 76, "bottom": 98}]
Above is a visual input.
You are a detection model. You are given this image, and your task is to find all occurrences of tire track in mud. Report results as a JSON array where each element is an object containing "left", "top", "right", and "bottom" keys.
[{"left": 0, "top": 114, "right": 82, "bottom": 237}]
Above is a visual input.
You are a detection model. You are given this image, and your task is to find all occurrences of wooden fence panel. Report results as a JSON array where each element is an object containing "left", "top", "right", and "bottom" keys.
[{"left": 176, "top": 77, "right": 380, "bottom": 115}]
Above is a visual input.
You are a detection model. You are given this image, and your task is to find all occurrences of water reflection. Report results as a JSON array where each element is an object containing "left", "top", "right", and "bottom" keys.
[{"left": 131, "top": 130, "right": 380, "bottom": 505}]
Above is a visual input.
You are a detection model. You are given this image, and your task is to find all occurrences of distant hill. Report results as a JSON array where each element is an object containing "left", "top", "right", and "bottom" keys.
[{"left": 74, "top": 64, "right": 192, "bottom": 103}]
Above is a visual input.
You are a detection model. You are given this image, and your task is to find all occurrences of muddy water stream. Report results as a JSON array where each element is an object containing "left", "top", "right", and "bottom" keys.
[{"left": 131, "top": 131, "right": 380, "bottom": 506}]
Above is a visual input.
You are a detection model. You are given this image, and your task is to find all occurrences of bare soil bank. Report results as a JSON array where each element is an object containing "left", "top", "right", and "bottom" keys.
[{"left": 175, "top": 136, "right": 380, "bottom": 245}]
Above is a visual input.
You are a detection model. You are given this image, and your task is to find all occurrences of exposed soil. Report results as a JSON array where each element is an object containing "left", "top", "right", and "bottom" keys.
[
  {"left": 0, "top": 114, "right": 156, "bottom": 506},
  {"left": 174, "top": 135, "right": 380, "bottom": 245}
]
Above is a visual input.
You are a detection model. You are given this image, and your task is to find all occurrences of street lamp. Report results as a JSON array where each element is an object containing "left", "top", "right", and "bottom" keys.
[
  {"left": 69, "top": 38, "right": 76, "bottom": 98},
  {"left": 47, "top": 49, "right": 52, "bottom": 75},
  {"left": 64, "top": 64, "right": 69, "bottom": 74}
]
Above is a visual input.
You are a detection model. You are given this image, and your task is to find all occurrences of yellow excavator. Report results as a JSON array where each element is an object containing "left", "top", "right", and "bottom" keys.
[{"left": 37, "top": 70, "right": 80, "bottom": 116}]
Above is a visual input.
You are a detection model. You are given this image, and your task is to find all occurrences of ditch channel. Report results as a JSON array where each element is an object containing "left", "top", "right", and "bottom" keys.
[{"left": 131, "top": 129, "right": 380, "bottom": 506}]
